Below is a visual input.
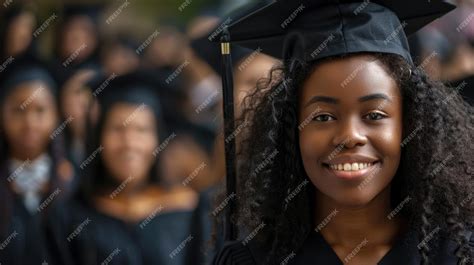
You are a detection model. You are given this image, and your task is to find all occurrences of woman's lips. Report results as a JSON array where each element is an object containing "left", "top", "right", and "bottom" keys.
[{"left": 322, "top": 161, "right": 380, "bottom": 180}]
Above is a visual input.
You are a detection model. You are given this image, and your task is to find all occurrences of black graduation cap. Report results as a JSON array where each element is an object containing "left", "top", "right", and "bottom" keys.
[
  {"left": 93, "top": 72, "right": 161, "bottom": 116},
  {"left": 213, "top": 0, "right": 456, "bottom": 241},
  {"left": 2, "top": 4, "right": 33, "bottom": 21},
  {"left": 62, "top": 4, "right": 104, "bottom": 25},
  {"left": 91, "top": 71, "right": 169, "bottom": 140},
  {"left": 0, "top": 55, "right": 58, "bottom": 103},
  {"left": 220, "top": 0, "right": 455, "bottom": 65}
]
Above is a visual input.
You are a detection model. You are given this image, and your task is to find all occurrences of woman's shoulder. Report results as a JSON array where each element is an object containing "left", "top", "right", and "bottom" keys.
[
  {"left": 437, "top": 226, "right": 474, "bottom": 262},
  {"left": 213, "top": 240, "right": 258, "bottom": 265}
]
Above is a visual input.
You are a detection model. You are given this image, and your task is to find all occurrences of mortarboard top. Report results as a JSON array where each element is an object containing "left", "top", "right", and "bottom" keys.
[
  {"left": 62, "top": 4, "right": 104, "bottom": 25},
  {"left": 91, "top": 71, "right": 171, "bottom": 142},
  {"left": 212, "top": 0, "right": 456, "bottom": 241},
  {"left": 93, "top": 72, "right": 163, "bottom": 119},
  {"left": 0, "top": 55, "right": 58, "bottom": 103},
  {"left": 217, "top": 0, "right": 455, "bottom": 65},
  {"left": 2, "top": 4, "right": 34, "bottom": 21}
]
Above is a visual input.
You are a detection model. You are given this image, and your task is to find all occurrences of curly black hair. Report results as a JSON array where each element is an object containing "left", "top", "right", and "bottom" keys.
[{"left": 231, "top": 52, "right": 473, "bottom": 265}]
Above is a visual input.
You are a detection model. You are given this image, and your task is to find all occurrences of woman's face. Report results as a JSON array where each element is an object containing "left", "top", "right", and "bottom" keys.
[
  {"left": 102, "top": 44, "right": 140, "bottom": 76},
  {"left": 60, "top": 16, "right": 97, "bottom": 61},
  {"left": 101, "top": 103, "right": 159, "bottom": 186},
  {"left": 2, "top": 82, "right": 58, "bottom": 160},
  {"left": 298, "top": 55, "right": 403, "bottom": 207},
  {"left": 5, "top": 12, "right": 35, "bottom": 56},
  {"left": 61, "top": 69, "right": 95, "bottom": 138}
]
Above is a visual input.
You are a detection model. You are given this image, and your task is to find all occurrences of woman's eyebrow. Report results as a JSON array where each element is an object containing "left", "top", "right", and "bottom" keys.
[
  {"left": 304, "top": 96, "right": 339, "bottom": 107},
  {"left": 305, "top": 93, "right": 392, "bottom": 107},
  {"left": 358, "top": 93, "right": 392, "bottom": 103}
]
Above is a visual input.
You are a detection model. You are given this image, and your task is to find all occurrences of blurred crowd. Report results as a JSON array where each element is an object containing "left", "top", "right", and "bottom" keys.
[{"left": 0, "top": 0, "right": 472, "bottom": 265}]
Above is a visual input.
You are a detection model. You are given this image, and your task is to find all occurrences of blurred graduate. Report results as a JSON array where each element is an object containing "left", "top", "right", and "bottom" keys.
[
  {"left": 46, "top": 72, "right": 199, "bottom": 265},
  {"left": 0, "top": 56, "right": 75, "bottom": 265}
]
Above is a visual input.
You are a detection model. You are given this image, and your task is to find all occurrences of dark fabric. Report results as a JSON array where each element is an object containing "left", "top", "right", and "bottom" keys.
[
  {"left": 447, "top": 75, "right": 474, "bottom": 106},
  {"left": 214, "top": 0, "right": 455, "bottom": 65},
  {"left": 0, "top": 55, "right": 58, "bottom": 104},
  {"left": 186, "top": 187, "right": 225, "bottom": 265},
  {"left": 213, "top": 228, "right": 474, "bottom": 265},
  {"left": 47, "top": 197, "right": 195, "bottom": 265},
  {"left": 0, "top": 194, "right": 52, "bottom": 265}
]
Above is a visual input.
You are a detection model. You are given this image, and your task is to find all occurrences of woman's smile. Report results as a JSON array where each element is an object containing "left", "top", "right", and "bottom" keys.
[
  {"left": 322, "top": 154, "right": 381, "bottom": 181},
  {"left": 323, "top": 160, "right": 381, "bottom": 181},
  {"left": 322, "top": 155, "right": 381, "bottom": 182}
]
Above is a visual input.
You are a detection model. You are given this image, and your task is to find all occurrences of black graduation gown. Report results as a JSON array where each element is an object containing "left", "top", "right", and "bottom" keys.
[
  {"left": 47, "top": 197, "right": 195, "bottom": 265},
  {"left": 186, "top": 187, "right": 225, "bottom": 265},
  {"left": 213, "top": 227, "right": 474, "bottom": 265},
  {"left": 0, "top": 194, "right": 52, "bottom": 265},
  {"left": 447, "top": 75, "right": 474, "bottom": 106}
]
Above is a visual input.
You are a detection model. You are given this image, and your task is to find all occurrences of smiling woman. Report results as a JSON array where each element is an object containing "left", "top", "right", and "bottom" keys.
[
  {"left": 212, "top": 0, "right": 473, "bottom": 265},
  {"left": 217, "top": 51, "right": 474, "bottom": 265}
]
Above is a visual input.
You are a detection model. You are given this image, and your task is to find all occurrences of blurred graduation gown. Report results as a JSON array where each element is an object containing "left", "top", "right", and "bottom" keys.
[
  {"left": 0, "top": 192, "right": 54, "bottom": 264},
  {"left": 0, "top": 56, "right": 77, "bottom": 265},
  {"left": 46, "top": 196, "right": 194, "bottom": 265}
]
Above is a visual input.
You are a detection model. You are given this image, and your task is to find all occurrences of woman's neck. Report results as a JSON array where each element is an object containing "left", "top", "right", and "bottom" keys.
[
  {"left": 314, "top": 185, "right": 406, "bottom": 248},
  {"left": 9, "top": 151, "right": 48, "bottom": 162}
]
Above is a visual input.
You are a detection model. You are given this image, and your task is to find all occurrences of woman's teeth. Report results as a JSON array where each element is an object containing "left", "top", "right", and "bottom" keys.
[{"left": 329, "top": 162, "right": 374, "bottom": 171}]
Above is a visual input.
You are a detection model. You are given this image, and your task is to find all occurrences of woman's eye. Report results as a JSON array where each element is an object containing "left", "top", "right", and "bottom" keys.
[
  {"left": 365, "top": 112, "right": 386, "bottom": 120},
  {"left": 36, "top": 107, "right": 46, "bottom": 114},
  {"left": 136, "top": 126, "right": 152, "bottom": 133},
  {"left": 13, "top": 107, "right": 23, "bottom": 113},
  {"left": 313, "top": 114, "right": 335, "bottom": 122}
]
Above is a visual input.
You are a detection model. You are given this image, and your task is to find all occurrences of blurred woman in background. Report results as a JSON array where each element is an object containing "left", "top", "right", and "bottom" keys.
[
  {"left": 58, "top": 65, "right": 100, "bottom": 169},
  {"left": 47, "top": 72, "right": 198, "bottom": 265},
  {"left": 0, "top": 5, "right": 38, "bottom": 61},
  {"left": 0, "top": 56, "right": 75, "bottom": 265}
]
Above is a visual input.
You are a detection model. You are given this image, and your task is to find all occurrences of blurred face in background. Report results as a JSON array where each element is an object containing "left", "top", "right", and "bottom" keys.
[
  {"left": 145, "top": 29, "right": 189, "bottom": 68},
  {"left": 102, "top": 43, "right": 140, "bottom": 76},
  {"left": 100, "top": 103, "right": 159, "bottom": 187},
  {"left": 159, "top": 135, "right": 211, "bottom": 189},
  {"left": 4, "top": 11, "right": 36, "bottom": 56},
  {"left": 60, "top": 16, "right": 97, "bottom": 62},
  {"left": 1, "top": 82, "right": 59, "bottom": 161},
  {"left": 61, "top": 69, "right": 96, "bottom": 139}
]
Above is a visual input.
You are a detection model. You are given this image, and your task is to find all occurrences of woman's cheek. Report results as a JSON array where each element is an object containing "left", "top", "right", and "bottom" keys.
[
  {"left": 374, "top": 122, "right": 402, "bottom": 156},
  {"left": 299, "top": 130, "right": 324, "bottom": 167}
]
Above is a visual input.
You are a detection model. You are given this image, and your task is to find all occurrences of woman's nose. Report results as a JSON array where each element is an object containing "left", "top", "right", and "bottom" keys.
[{"left": 332, "top": 117, "right": 368, "bottom": 148}]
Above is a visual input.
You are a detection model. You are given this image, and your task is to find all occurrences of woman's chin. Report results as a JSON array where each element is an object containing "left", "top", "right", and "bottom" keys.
[{"left": 327, "top": 192, "right": 377, "bottom": 208}]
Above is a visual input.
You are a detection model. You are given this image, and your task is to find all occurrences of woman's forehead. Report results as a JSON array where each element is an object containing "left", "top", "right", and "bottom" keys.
[{"left": 300, "top": 55, "right": 400, "bottom": 104}]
